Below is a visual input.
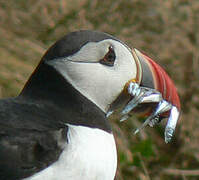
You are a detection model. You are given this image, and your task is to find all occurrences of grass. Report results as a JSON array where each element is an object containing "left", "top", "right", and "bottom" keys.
[{"left": 0, "top": 0, "right": 199, "bottom": 179}]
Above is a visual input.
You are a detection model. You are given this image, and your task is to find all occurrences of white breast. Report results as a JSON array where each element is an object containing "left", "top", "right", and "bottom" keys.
[{"left": 24, "top": 125, "right": 117, "bottom": 180}]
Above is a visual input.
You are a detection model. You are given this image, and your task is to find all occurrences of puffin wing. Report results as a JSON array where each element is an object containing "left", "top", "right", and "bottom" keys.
[{"left": 0, "top": 98, "right": 67, "bottom": 180}]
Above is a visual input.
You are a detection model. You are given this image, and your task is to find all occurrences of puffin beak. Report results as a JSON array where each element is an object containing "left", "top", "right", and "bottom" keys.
[{"left": 120, "top": 48, "right": 181, "bottom": 143}]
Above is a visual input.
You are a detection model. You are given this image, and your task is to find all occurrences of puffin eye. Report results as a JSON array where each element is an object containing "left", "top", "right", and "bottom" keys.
[{"left": 99, "top": 46, "right": 116, "bottom": 66}]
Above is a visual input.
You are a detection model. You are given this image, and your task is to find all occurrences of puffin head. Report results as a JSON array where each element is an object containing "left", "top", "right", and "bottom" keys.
[
  {"left": 20, "top": 30, "right": 180, "bottom": 142},
  {"left": 44, "top": 31, "right": 138, "bottom": 114}
]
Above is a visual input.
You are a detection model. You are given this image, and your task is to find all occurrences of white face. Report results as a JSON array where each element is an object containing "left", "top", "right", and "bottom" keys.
[{"left": 47, "top": 39, "right": 137, "bottom": 113}]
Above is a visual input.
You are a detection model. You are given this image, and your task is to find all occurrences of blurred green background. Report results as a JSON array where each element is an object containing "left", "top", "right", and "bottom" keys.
[{"left": 0, "top": 0, "right": 199, "bottom": 179}]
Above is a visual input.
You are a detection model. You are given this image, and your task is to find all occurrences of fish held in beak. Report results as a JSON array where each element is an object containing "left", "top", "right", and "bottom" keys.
[{"left": 116, "top": 48, "right": 181, "bottom": 143}]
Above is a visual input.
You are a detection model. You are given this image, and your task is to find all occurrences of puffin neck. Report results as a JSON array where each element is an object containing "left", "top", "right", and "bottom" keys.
[{"left": 19, "top": 62, "right": 112, "bottom": 133}]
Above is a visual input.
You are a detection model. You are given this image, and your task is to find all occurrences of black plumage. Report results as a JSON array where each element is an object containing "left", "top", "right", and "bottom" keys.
[{"left": 0, "top": 30, "right": 115, "bottom": 180}]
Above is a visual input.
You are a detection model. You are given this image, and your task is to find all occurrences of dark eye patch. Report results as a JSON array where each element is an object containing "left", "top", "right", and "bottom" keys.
[{"left": 99, "top": 46, "right": 116, "bottom": 66}]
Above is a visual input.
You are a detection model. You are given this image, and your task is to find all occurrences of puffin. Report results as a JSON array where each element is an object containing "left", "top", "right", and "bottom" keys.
[{"left": 0, "top": 30, "right": 180, "bottom": 180}]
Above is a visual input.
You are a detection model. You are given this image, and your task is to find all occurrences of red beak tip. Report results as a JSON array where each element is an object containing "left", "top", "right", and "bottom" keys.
[{"left": 139, "top": 52, "right": 181, "bottom": 110}]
